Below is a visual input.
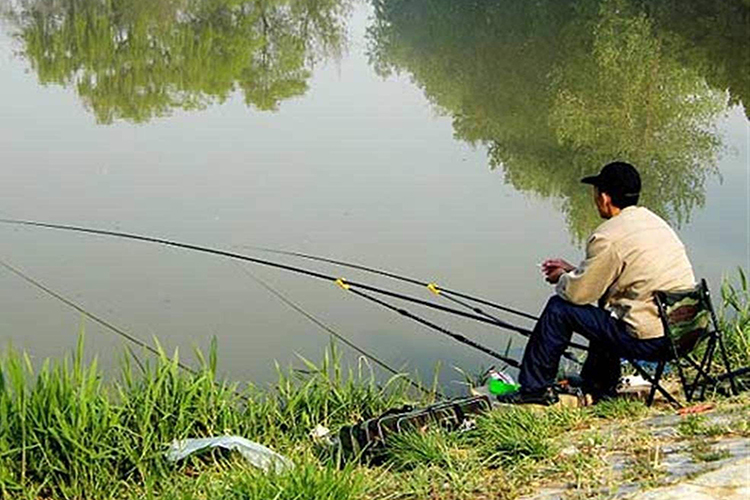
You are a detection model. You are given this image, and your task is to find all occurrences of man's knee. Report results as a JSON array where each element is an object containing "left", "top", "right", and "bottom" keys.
[
  {"left": 542, "top": 295, "right": 570, "bottom": 317},
  {"left": 529, "top": 295, "right": 576, "bottom": 346}
]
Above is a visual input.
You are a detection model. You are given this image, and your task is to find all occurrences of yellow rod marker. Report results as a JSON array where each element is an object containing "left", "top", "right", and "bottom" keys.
[
  {"left": 427, "top": 283, "right": 441, "bottom": 295},
  {"left": 336, "top": 278, "right": 350, "bottom": 291}
]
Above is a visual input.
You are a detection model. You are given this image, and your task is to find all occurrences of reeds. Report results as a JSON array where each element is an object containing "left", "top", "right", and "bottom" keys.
[
  {"left": 0, "top": 335, "right": 419, "bottom": 499},
  {"left": 720, "top": 267, "right": 750, "bottom": 369}
]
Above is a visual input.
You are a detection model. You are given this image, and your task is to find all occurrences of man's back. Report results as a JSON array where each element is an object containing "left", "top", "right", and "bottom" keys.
[
  {"left": 502, "top": 162, "right": 698, "bottom": 404},
  {"left": 557, "top": 206, "right": 695, "bottom": 339}
]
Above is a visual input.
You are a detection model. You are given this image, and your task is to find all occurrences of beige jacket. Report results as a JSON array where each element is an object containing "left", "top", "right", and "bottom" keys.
[{"left": 556, "top": 206, "right": 695, "bottom": 339}]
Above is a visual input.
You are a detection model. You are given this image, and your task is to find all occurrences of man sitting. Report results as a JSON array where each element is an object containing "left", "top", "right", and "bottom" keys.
[{"left": 499, "top": 162, "right": 696, "bottom": 405}]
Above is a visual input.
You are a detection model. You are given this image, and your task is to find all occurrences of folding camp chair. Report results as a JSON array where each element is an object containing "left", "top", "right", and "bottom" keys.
[{"left": 627, "top": 279, "right": 740, "bottom": 407}]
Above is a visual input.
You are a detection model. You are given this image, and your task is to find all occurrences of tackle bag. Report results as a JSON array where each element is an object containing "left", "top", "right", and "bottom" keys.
[{"left": 338, "top": 395, "right": 491, "bottom": 459}]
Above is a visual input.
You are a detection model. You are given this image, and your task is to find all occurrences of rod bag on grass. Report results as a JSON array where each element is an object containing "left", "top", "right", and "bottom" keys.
[{"left": 338, "top": 395, "right": 491, "bottom": 459}]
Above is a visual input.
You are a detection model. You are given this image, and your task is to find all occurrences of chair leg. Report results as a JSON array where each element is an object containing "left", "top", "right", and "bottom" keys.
[
  {"left": 685, "top": 356, "right": 703, "bottom": 402},
  {"left": 686, "top": 339, "right": 716, "bottom": 401},
  {"left": 647, "top": 361, "right": 664, "bottom": 406},
  {"left": 687, "top": 343, "right": 745, "bottom": 399},
  {"left": 699, "top": 340, "right": 716, "bottom": 400},
  {"left": 630, "top": 360, "right": 680, "bottom": 407},
  {"left": 674, "top": 355, "right": 693, "bottom": 403},
  {"left": 654, "top": 361, "right": 673, "bottom": 406}
]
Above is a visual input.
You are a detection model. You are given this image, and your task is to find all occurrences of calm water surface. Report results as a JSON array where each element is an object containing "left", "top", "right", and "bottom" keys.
[{"left": 0, "top": 0, "right": 748, "bottom": 390}]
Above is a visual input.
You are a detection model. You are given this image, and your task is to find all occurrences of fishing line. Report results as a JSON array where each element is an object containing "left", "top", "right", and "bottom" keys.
[
  {"left": 0, "top": 257, "right": 195, "bottom": 375},
  {"left": 0, "top": 218, "right": 540, "bottom": 339},
  {"left": 235, "top": 264, "right": 440, "bottom": 398},
  {"left": 0, "top": 255, "right": 439, "bottom": 401},
  {"left": 0, "top": 257, "right": 282, "bottom": 404}
]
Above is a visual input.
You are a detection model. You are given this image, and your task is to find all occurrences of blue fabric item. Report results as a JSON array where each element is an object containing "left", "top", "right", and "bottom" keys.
[
  {"left": 166, "top": 436, "right": 293, "bottom": 473},
  {"left": 518, "top": 296, "right": 670, "bottom": 394}
]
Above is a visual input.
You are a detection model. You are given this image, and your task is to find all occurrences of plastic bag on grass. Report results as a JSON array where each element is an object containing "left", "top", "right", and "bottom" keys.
[{"left": 166, "top": 436, "right": 293, "bottom": 473}]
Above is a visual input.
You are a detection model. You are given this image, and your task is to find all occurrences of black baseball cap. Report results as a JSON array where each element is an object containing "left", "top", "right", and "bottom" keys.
[{"left": 581, "top": 161, "right": 641, "bottom": 199}]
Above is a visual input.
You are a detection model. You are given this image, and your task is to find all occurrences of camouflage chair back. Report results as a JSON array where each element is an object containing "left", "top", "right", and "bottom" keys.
[{"left": 630, "top": 279, "right": 739, "bottom": 407}]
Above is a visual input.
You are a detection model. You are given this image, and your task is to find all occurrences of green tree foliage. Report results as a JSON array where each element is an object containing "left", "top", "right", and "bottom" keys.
[
  {"left": 631, "top": 0, "right": 750, "bottom": 119},
  {"left": 6, "top": 0, "right": 351, "bottom": 123},
  {"left": 368, "top": 0, "right": 745, "bottom": 242}
]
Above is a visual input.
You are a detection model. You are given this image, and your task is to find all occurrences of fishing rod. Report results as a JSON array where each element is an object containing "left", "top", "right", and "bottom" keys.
[
  {"left": 243, "top": 244, "right": 588, "bottom": 364},
  {"left": 243, "top": 245, "right": 539, "bottom": 321},
  {"left": 0, "top": 218, "right": 540, "bottom": 340},
  {"left": 0, "top": 219, "right": 540, "bottom": 370},
  {"left": 339, "top": 280, "right": 521, "bottom": 369},
  {"left": 0, "top": 218, "right": 589, "bottom": 357},
  {"left": 235, "top": 265, "right": 441, "bottom": 398}
]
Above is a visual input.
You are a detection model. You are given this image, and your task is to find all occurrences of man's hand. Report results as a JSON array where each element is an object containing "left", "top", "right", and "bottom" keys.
[{"left": 541, "top": 258, "right": 575, "bottom": 284}]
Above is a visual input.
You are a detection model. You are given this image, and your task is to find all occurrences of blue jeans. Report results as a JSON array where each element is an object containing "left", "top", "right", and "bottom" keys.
[{"left": 518, "top": 296, "right": 671, "bottom": 395}]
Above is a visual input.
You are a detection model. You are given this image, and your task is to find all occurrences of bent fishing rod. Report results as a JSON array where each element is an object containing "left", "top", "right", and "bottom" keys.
[
  {"left": 243, "top": 245, "right": 539, "bottom": 321},
  {"left": 0, "top": 218, "right": 527, "bottom": 365},
  {"left": 0, "top": 218, "right": 588, "bottom": 354},
  {"left": 243, "top": 245, "right": 588, "bottom": 366},
  {"left": 0, "top": 250, "right": 520, "bottom": 380},
  {"left": 0, "top": 218, "right": 538, "bottom": 338}
]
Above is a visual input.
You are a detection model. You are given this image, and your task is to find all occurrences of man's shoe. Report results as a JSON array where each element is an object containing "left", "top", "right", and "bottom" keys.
[
  {"left": 495, "top": 387, "right": 559, "bottom": 406},
  {"left": 579, "top": 381, "right": 619, "bottom": 404}
]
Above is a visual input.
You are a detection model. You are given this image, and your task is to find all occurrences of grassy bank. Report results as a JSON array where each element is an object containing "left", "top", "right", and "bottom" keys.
[
  {"left": 1, "top": 271, "right": 748, "bottom": 499},
  {"left": 0, "top": 336, "right": 421, "bottom": 499},
  {"left": 719, "top": 268, "right": 750, "bottom": 369}
]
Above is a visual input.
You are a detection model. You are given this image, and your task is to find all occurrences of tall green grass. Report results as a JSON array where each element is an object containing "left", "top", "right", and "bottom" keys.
[
  {"left": 132, "top": 459, "right": 368, "bottom": 500},
  {"left": 383, "top": 428, "right": 461, "bottom": 471},
  {"left": 0, "top": 335, "right": 418, "bottom": 499},
  {"left": 471, "top": 406, "right": 588, "bottom": 464},
  {"left": 720, "top": 267, "right": 750, "bottom": 369}
]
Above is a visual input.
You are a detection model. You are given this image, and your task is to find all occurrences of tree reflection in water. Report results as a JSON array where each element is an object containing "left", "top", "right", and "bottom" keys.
[
  {"left": 5, "top": 0, "right": 351, "bottom": 123},
  {"left": 368, "top": 0, "right": 748, "bottom": 241}
]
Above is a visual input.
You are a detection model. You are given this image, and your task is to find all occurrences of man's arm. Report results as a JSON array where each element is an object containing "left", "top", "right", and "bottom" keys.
[{"left": 555, "top": 233, "right": 621, "bottom": 305}]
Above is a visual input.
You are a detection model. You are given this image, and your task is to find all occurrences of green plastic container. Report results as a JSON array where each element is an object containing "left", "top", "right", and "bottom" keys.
[{"left": 488, "top": 379, "right": 520, "bottom": 395}]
